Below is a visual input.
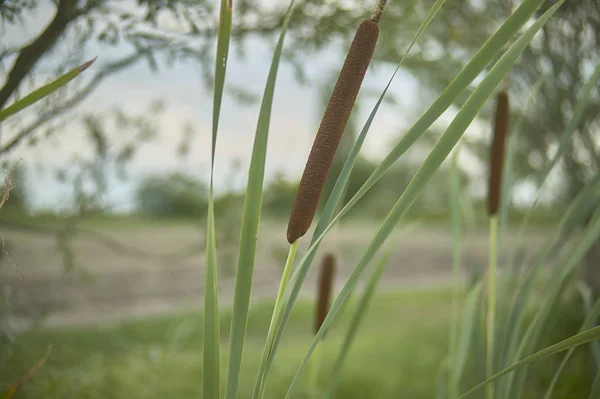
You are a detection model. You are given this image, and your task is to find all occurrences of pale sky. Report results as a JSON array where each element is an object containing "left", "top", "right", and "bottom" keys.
[{"left": 1, "top": 1, "right": 518, "bottom": 213}]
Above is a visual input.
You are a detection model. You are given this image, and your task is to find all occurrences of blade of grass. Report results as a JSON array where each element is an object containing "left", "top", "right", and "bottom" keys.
[
  {"left": 257, "top": 0, "right": 550, "bottom": 391},
  {"left": 578, "top": 283, "right": 600, "bottom": 369},
  {"left": 449, "top": 147, "right": 465, "bottom": 399},
  {"left": 454, "top": 283, "right": 484, "bottom": 394},
  {"left": 284, "top": 5, "right": 564, "bottom": 396},
  {"left": 0, "top": 58, "right": 96, "bottom": 122},
  {"left": 496, "top": 170, "right": 600, "bottom": 384},
  {"left": 501, "top": 59, "right": 600, "bottom": 282},
  {"left": 505, "top": 206, "right": 600, "bottom": 398},
  {"left": 203, "top": 0, "right": 232, "bottom": 396},
  {"left": 589, "top": 369, "right": 600, "bottom": 399},
  {"left": 203, "top": 200, "right": 220, "bottom": 399},
  {"left": 224, "top": 2, "right": 295, "bottom": 398},
  {"left": 252, "top": 240, "right": 298, "bottom": 399},
  {"left": 460, "top": 322, "right": 600, "bottom": 399},
  {"left": 544, "top": 288, "right": 600, "bottom": 399}
]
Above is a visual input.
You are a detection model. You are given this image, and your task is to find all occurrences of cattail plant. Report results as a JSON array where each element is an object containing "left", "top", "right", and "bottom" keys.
[
  {"left": 488, "top": 90, "right": 510, "bottom": 217},
  {"left": 485, "top": 89, "right": 510, "bottom": 398},
  {"left": 286, "top": 0, "right": 386, "bottom": 245},
  {"left": 315, "top": 252, "right": 336, "bottom": 335},
  {"left": 311, "top": 252, "right": 337, "bottom": 395}
]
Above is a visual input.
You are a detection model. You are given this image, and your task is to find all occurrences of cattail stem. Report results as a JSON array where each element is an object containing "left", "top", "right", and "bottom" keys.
[
  {"left": 254, "top": 241, "right": 299, "bottom": 399},
  {"left": 370, "top": 0, "right": 388, "bottom": 23},
  {"left": 268, "top": 241, "right": 299, "bottom": 333},
  {"left": 287, "top": 14, "right": 381, "bottom": 244},
  {"left": 486, "top": 215, "right": 499, "bottom": 399}
]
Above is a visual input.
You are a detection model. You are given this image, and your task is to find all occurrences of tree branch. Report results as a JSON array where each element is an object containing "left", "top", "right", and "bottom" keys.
[
  {"left": 0, "top": 48, "right": 159, "bottom": 153},
  {"left": 0, "top": 0, "right": 79, "bottom": 109}
]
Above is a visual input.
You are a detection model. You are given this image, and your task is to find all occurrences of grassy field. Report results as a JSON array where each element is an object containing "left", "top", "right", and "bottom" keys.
[{"left": 1, "top": 286, "right": 592, "bottom": 399}]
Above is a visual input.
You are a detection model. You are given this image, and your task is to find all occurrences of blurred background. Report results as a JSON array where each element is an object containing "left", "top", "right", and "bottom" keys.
[{"left": 0, "top": 0, "right": 598, "bottom": 397}]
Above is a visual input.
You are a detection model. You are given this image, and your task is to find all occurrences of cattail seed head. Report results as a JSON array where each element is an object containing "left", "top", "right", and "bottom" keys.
[
  {"left": 286, "top": 19, "right": 380, "bottom": 244},
  {"left": 488, "top": 90, "right": 510, "bottom": 216},
  {"left": 315, "top": 253, "right": 336, "bottom": 335}
]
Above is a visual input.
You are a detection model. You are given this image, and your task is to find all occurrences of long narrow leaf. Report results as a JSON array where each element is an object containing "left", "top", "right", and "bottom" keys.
[
  {"left": 0, "top": 58, "right": 96, "bottom": 122},
  {"left": 459, "top": 324, "right": 600, "bottom": 399},
  {"left": 284, "top": 4, "right": 564, "bottom": 396},
  {"left": 448, "top": 147, "right": 465, "bottom": 399},
  {"left": 504, "top": 205, "right": 600, "bottom": 398},
  {"left": 223, "top": 2, "right": 295, "bottom": 398},
  {"left": 454, "top": 283, "right": 483, "bottom": 392},
  {"left": 502, "top": 59, "right": 600, "bottom": 277},
  {"left": 544, "top": 290, "right": 600, "bottom": 399},
  {"left": 203, "top": 0, "right": 232, "bottom": 397},
  {"left": 589, "top": 368, "right": 600, "bottom": 399}
]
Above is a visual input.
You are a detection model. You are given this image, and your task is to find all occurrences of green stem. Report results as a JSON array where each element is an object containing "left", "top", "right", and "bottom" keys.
[
  {"left": 268, "top": 241, "right": 298, "bottom": 332},
  {"left": 256, "top": 241, "right": 298, "bottom": 398},
  {"left": 487, "top": 215, "right": 499, "bottom": 399}
]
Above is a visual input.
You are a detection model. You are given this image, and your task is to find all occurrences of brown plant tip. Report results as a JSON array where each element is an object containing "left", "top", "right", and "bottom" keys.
[
  {"left": 286, "top": 20, "right": 379, "bottom": 244},
  {"left": 315, "top": 253, "right": 336, "bottom": 335},
  {"left": 77, "top": 56, "right": 98, "bottom": 73},
  {"left": 488, "top": 90, "right": 510, "bottom": 216},
  {"left": 370, "top": 0, "right": 388, "bottom": 23}
]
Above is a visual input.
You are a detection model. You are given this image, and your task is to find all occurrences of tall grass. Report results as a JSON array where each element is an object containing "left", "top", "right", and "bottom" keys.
[{"left": 200, "top": 0, "right": 600, "bottom": 398}]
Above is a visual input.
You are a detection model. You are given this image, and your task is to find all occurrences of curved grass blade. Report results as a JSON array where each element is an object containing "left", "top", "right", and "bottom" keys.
[
  {"left": 454, "top": 283, "right": 484, "bottom": 393},
  {"left": 501, "top": 59, "right": 600, "bottom": 277},
  {"left": 496, "top": 175, "right": 600, "bottom": 399},
  {"left": 579, "top": 283, "right": 600, "bottom": 369},
  {"left": 203, "top": 200, "right": 220, "bottom": 399},
  {"left": 211, "top": 0, "right": 232, "bottom": 166},
  {"left": 589, "top": 369, "right": 600, "bottom": 399},
  {"left": 0, "top": 58, "right": 96, "bottom": 122},
  {"left": 203, "top": 0, "right": 233, "bottom": 397},
  {"left": 223, "top": 2, "right": 295, "bottom": 398},
  {"left": 448, "top": 147, "right": 465, "bottom": 399},
  {"left": 253, "top": 0, "right": 452, "bottom": 391},
  {"left": 502, "top": 205, "right": 600, "bottom": 398},
  {"left": 284, "top": 4, "right": 564, "bottom": 396},
  {"left": 459, "top": 325, "right": 600, "bottom": 399},
  {"left": 544, "top": 289, "right": 600, "bottom": 399}
]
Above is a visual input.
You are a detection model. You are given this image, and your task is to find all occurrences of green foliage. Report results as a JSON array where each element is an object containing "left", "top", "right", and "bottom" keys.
[{"left": 135, "top": 173, "right": 208, "bottom": 219}]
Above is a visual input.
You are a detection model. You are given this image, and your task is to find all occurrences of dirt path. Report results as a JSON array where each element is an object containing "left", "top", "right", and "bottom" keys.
[{"left": 0, "top": 221, "right": 549, "bottom": 329}]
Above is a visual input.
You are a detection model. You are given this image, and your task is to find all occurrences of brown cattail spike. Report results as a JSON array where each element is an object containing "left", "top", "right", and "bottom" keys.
[
  {"left": 488, "top": 90, "right": 510, "bottom": 216},
  {"left": 315, "top": 253, "right": 336, "bottom": 335},
  {"left": 286, "top": 19, "right": 380, "bottom": 244}
]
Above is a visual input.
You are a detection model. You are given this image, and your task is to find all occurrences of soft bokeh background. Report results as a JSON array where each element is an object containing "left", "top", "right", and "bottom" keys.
[{"left": 0, "top": 0, "right": 598, "bottom": 397}]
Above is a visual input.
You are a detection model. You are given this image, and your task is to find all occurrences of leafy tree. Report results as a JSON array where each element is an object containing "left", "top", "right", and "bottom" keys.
[{"left": 135, "top": 172, "right": 208, "bottom": 218}]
